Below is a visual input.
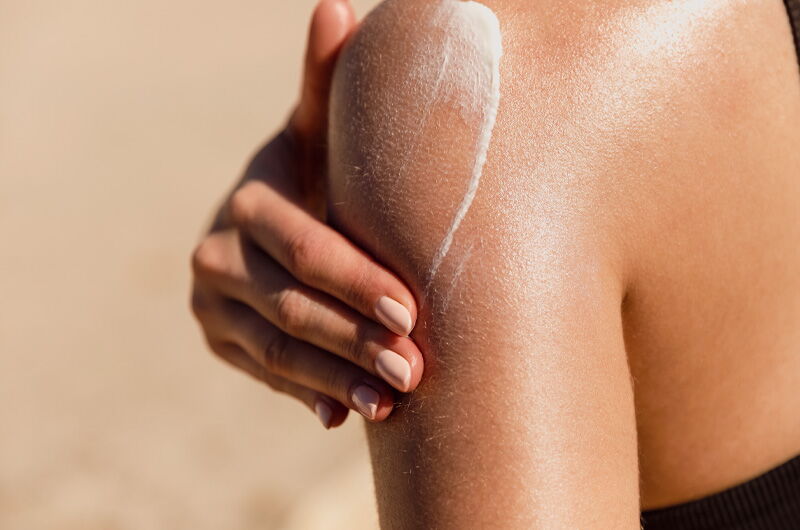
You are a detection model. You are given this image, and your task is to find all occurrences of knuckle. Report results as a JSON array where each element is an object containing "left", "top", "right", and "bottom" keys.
[
  {"left": 229, "top": 182, "right": 259, "bottom": 227},
  {"left": 322, "top": 366, "right": 346, "bottom": 398},
  {"left": 191, "top": 237, "right": 224, "bottom": 277},
  {"left": 261, "top": 329, "right": 292, "bottom": 374},
  {"left": 340, "top": 332, "right": 367, "bottom": 366},
  {"left": 283, "top": 228, "right": 320, "bottom": 280},
  {"left": 274, "top": 289, "right": 309, "bottom": 335},
  {"left": 343, "top": 264, "right": 374, "bottom": 307}
]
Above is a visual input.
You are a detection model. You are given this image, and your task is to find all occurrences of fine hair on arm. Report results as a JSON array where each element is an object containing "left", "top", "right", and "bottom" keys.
[{"left": 328, "top": 0, "right": 641, "bottom": 527}]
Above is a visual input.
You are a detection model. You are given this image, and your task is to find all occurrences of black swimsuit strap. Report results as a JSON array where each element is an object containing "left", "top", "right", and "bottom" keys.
[{"left": 640, "top": 453, "right": 800, "bottom": 530}]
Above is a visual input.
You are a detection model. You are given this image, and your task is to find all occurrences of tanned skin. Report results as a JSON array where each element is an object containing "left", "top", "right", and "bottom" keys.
[{"left": 327, "top": 0, "right": 800, "bottom": 527}]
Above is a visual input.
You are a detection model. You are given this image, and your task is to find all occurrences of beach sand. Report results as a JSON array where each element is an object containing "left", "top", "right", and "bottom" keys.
[{"left": 0, "top": 1, "right": 381, "bottom": 527}]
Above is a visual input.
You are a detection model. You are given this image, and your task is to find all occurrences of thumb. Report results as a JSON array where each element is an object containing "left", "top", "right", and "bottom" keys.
[{"left": 292, "top": 0, "right": 356, "bottom": 141}]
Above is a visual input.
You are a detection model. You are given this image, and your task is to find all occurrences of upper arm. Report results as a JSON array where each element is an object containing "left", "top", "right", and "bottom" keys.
[
  {"left": 326, "top": 0, "right": 800, "bottom": 525},
  {"left": 324, "top": 0, "right": 672, "bottom": 527}
]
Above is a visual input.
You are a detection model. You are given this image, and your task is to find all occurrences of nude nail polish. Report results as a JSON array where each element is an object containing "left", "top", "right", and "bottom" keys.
[
  {"left": 351, "top": 385, "right": 380, "bottom": 420},
  {"left": 375, "top": 296, "right": 413, "bottom": 336},
  {"left": 375, "top": 350, "right": 412, "bottom": 392},
  {"left": 314, "top": 400, "right": 333, "bottom": 429}
]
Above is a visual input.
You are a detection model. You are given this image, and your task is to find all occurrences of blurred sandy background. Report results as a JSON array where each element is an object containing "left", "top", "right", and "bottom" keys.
[{"left": 0, "top": 1, "right": 382, "bottom": 528}]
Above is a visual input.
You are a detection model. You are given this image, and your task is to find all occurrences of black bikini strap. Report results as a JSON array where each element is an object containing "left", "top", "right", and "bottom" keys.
[{"left": 640, "top": 453, "right": 800, "bottom": 530}]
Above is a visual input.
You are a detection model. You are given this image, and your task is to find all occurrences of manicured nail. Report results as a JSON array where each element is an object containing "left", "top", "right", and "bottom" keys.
[
  {"left": 375, "top": 350, "right": 412, "bottom": 392},
  {"left": 375, "top": 296, "right": 413, "bottom": 336},
  {"left": 314, "top": 399, "right": 333, "bottom": 429},
  {"left": 351, "top": 385, "right": 380, "bottom": 420}
]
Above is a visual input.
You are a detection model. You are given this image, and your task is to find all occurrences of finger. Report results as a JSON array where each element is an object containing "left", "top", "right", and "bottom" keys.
[
  {"left": 212, "top": 298, "right": 397, "bottom": 422},
  {"left": 230, "top": 180, "right": 418, "bottom": 336},
  {"left": 292, "top": 0, "right": 357, "bottom": 141},
  {"left": 193, "top": 230, "right": 423, "bottom": 392},
  {"left": 192, "top": 286, "right": 350, "bottom": 428},
  {"left": 211, "top": 341, "right": 349, "bottom": 429}
]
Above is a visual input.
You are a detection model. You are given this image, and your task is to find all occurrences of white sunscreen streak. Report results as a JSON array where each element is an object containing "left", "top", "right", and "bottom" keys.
[{"left": 427, "top": 1, "right": 503, "bottom": 284}]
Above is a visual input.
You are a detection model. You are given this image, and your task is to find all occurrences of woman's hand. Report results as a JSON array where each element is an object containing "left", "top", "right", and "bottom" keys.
[{"left": 190, "top": 0, "right": 423, "bottom": 429}]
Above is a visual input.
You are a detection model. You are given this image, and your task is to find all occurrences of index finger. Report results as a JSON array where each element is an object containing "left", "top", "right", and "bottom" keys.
[{"left": 230, "top": 180, "right": 417, "bottom": 336}]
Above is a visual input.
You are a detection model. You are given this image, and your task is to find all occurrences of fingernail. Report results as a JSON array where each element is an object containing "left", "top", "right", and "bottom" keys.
[
  {"left": 314, "top": 399, "right": 333, "bottom": 429},
  {"left": 375, "top": 296, "right": 413, "bottom": 336},
  {"left": 351, "top": 385, "right": 380, "bottom": 420},
  {"left": 375, "top": 350, "right": 412, "bottom": 392}
]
